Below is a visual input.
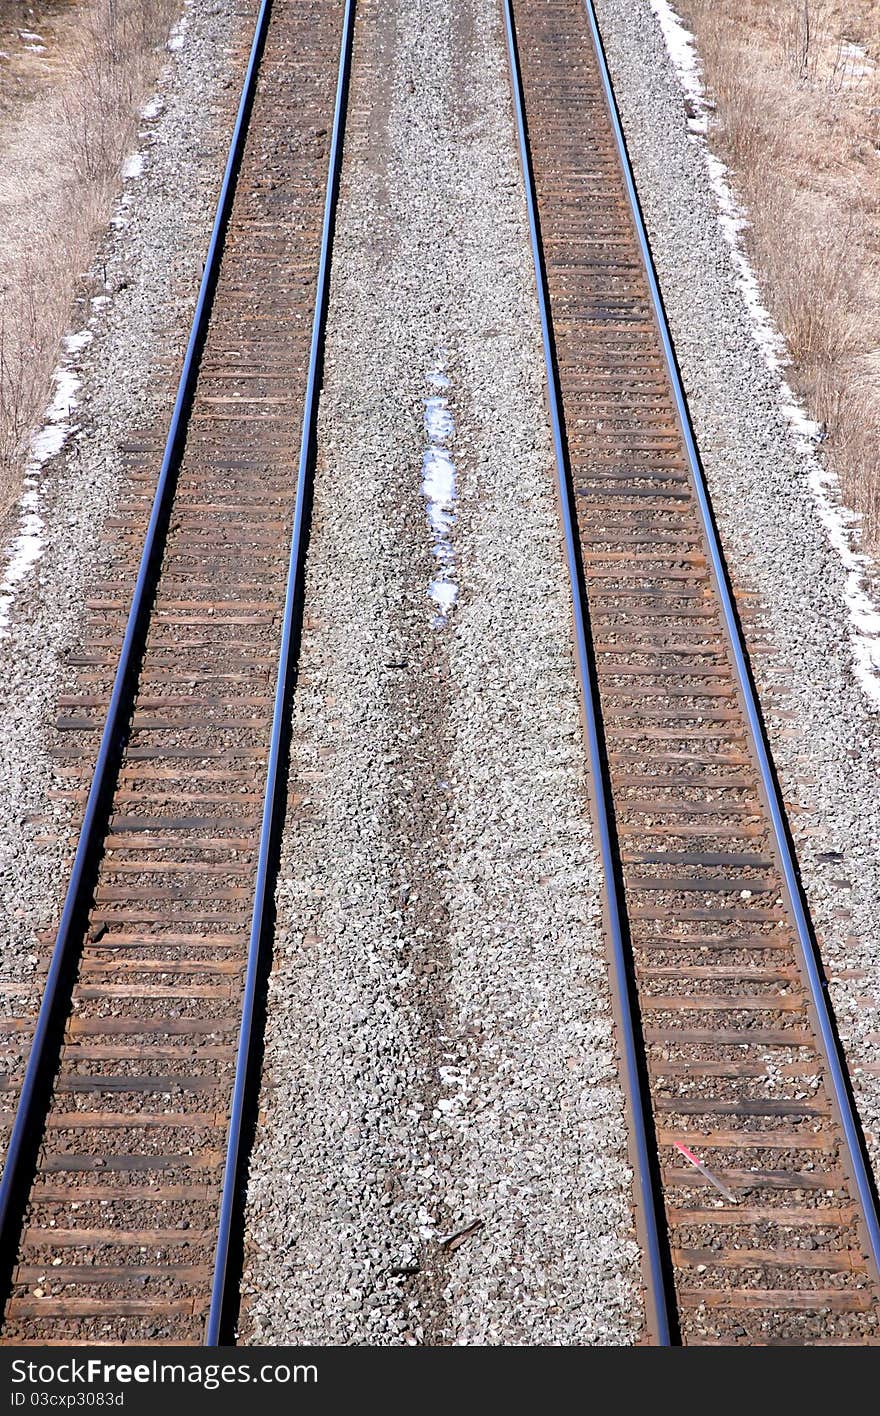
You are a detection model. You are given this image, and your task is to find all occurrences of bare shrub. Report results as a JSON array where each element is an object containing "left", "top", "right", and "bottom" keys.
[
  {"left": 753, "top": 206, "right": 861, "bottom": 365},
  {"left": 781, "top": 1, "right": 833, "bottom": 83},
  {"left": 811, "top": 367, "right": 880, "bottom": 542},
  {"left": 0, "top": 303, "right": 33, "bottom": 478},
  {"left": 62, "top": 0, "right": 175, "bottom": 185},
  {"left": 703, "top": 52, "right": 784, "bottom": 170},
  {"left": 0, "top": 251, "right": 70, "bottom": 485}
]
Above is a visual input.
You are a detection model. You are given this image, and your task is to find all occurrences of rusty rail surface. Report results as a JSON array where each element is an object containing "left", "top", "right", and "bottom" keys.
[
  {"left": 0, "top": 0, "right": 352, "bottom": 1344},
  {"left": 505, "top": 0, "right": 880, "bottom": 1345}
]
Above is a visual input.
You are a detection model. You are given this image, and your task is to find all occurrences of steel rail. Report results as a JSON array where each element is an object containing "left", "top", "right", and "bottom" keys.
[
  {"left": 0, "top": 0, "right": 275, "bottom": 1258},
  {"left": 205, "top": 0, "right": 356, "bottom": 1345},
  {"left": 501, "top": 0, "right": 673, "bottom": 1346},
  {"left": 580, "top": 0, "right": 880, "bottom": 1286}
]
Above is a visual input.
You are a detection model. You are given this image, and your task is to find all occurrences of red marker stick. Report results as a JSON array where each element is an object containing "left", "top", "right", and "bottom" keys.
[{"left": 674, "top": 1141, "right": 739, "bottom": 1204}]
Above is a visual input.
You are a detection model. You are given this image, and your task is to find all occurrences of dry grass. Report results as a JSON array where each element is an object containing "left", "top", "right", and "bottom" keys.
[
  {"left": 679, "top": 0, "right": 880, "bottom": 545},
  {"left": 0, "top": 0, "right": 179, "bottom": 512}
]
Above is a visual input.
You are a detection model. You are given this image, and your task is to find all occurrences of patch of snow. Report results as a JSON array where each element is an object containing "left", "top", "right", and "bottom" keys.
[
  {"left": 141, "top": 95, "right": 164, "bottom": 121},
  {"left": 18, "top": 30, "right": 44, "bottom": 41},
  {"left": 0, "top": 336, "right": 88, "bottom": 636},
  {"left": 64, "top": 330, "right": 93, "bottom": 358},
  {"left": 650, "top": 0, "right": 880, "bottom": 709},
  {"left": 420, "top": 357, "right": 458, "bottom": 626},
  {"left": 122, "top": 151, "right": 144, "bottom": 180},
  {"left": 31, "top": 367, "right": 80, "bottom": 467},
  {"left": 839, "top": 40, "right": 874, "bottom": 86},
  {"left": 167, "top": 21, "right": 186, "bottom": 52},
  {"left": 648, "top": 2, "right": 707, "bottom": 134},
  {"left": 0, "top": 507, "right": 44, "bottom": 636}
]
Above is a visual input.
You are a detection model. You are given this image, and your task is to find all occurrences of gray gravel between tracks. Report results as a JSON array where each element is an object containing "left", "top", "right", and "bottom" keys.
[
  {"left": 594, "top": 0, "right": 880, "bottom": 1181},
  {"left": 241, "top": 0, "right": 644, "bottom": 1347},
  {"left": 0, "top": 1, "right": 252, "bottom": 1104}
]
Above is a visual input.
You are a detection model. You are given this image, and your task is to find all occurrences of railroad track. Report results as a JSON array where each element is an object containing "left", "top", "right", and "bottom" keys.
[
  {"left": 504, "top": 0, "right": 880, "bottom": 1347},
  {"left": 0, "top": 0, "right": 354, "bottom": 1345}
]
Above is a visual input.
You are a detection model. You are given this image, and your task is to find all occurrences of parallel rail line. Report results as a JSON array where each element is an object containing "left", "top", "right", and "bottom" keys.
[
  {"left": 0, "top": 0, "right": 354, "bottom": 1344},
  {"left": 504, "top": 0, "right": 880, "bottom": 1345}
]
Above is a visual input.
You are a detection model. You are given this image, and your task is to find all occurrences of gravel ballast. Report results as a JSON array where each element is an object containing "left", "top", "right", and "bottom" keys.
[
  {"left": 0, "top": 1, "right": 253, "bottom": 1084},
  {"left": 593, "top": 0, "right": 880, "bottom": 1180},
  {"left": 240, "top": 0, "right": 644, "bottom": 1347}
]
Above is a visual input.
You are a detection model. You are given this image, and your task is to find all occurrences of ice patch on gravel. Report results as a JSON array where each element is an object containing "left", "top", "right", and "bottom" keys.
[
  {"left": 122, "top": 151, "right": 145, "bottom": 180},
  {"left": 64, "top": 330, "right": 94, "bottom": 358},
  {"left": 650, "top": 0, "right": 880, "bottom": 709},
  {"left": 420, "top": 358, "right": 458, "bottom": 625},
  {"left": 0, "top": 335, "right": 90, "bottom": 634},
  {"left": 0, "top": 501, "right": 43, "bottom": 636}
]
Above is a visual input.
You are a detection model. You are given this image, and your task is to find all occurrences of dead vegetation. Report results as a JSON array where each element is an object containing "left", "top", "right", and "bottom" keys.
[
  {"left": 679, "top": 0, "right": 880, "bottom": 545},
  {"left": 0, "top": 0, "right": 179, "bottom": 513}
]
